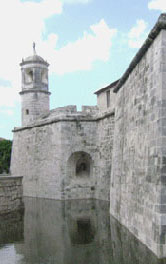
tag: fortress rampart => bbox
[9,13,166,258]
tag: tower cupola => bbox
[20,43,50,126]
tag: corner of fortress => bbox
[10,13,166,258]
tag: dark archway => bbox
[67,151,93,179]
[76,156,90,177]
[70,217,95,245]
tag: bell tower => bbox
[20,43,51,126]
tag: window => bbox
[26,109,29,115]
[106,90,110,108]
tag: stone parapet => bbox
[12,106,114,132]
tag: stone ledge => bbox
[19,89,51,95]
[0,176,23,180]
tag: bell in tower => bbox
[20,43,51,126]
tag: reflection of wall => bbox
[69,218,95,245]
[64,200,100,264]
[14,198,162,264]
[0,210,23,246]
[110,216,162,264]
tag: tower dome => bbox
[20,43,50,126]
[20,42,49,66]
[24,54,45,63]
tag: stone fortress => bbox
[10,13,166,258]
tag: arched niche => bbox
[67,151,93,179]
[24,68,33,83]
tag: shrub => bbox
[0,140,12,174]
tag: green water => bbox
[0,198,165,264]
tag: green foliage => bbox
[0,140,12,174]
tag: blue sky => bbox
[0,0,165,139]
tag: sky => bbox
[0,0,165,139]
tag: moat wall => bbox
[11,107,114,201]
[0,176,23,215]
[110,29,166,257]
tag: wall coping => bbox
[0,176,23,180]
[94,79,119,95]
[20,89,51,95]
[12,110,115,132]
[114,13,166,93]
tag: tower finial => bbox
[33,42,36,55]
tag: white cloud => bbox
[148,0,166,11]
[0,0,63,110]
[0,0,116,112]
[128,19,148,49]
[0,86,20,108]
[63,0,91,4]
[42,19,117,74]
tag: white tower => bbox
[20,43,50,126]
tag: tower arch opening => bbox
[25,69,33,83]
[41,69,48,84]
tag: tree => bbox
[0,140,12,174]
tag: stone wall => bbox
[96,87,116,112]
[95,80,118,112]
[20,91,50,126]
[11,122,63,199]
[0,176,23,215]
[11,107,115,201]
[110,28,166,257]
[11,118,99,200]
[96,112,115,200]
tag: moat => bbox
[0,198,165,264]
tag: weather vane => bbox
[33,42,36,55]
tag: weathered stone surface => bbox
[110,25,166,258]
[11,107,114,201]
[0,176,23,215]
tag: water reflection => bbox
[71,218,95,245]
[0,198,166,264]
[0,211,24,247]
